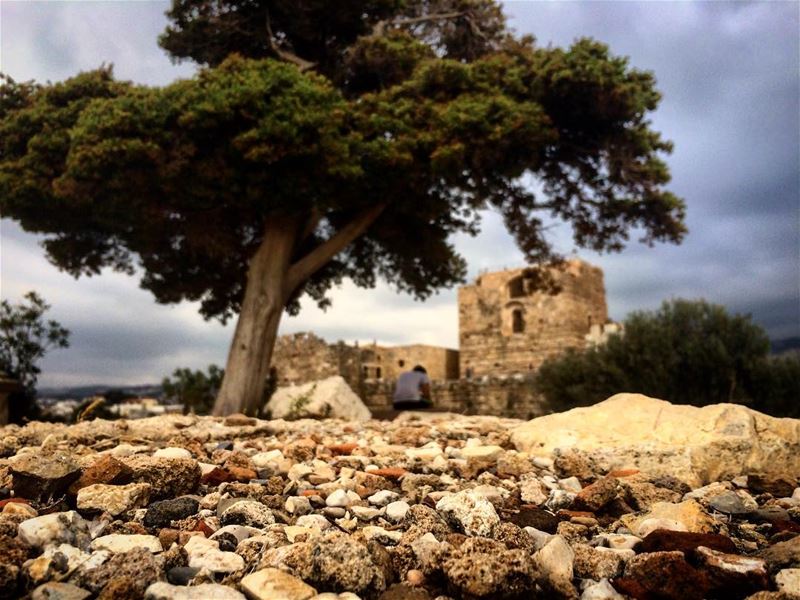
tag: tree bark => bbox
[212,205,388,416]
[212,217,297,416]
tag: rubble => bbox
[0,405,796,600]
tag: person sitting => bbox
[393,365,433,410]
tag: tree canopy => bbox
[0,0,686,414]
[536,299,800,417]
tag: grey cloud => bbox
[2,1,798,386]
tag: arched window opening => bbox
[512,309,525,333]
[376,367,382,379]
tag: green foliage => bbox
[162,364,224,415]
[536,299,800,417]
[0,291,70,393]
[1,2,688,413]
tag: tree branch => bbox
[265,10,316,72]
[286,203,388,293]
[373,11,466,37]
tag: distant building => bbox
[458,259,610,376]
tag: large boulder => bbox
[511,394,800,487]
[265,376,371,421]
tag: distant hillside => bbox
[771,336,800,355]
[38,383,162,401]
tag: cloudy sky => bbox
[1,1,798,388]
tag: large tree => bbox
[0,1,686,415]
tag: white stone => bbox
[295,514,331,530]
[546,489,576,511]
[534,535,574,592]
[793,488,800,501]
[31,582,92,600]
[284,526,318,543]
[17,512,90,550]
[580,578,625,600]
[435,490,499,537]
[367,490,400,506]
[636,518,688,538]
[145,582,246,600]
[76,483,151,516]
[511,394,800,487]
[601,533,642,550]
[559,477,583,493]
[240,567,317,600]
[405,446,444,460]
[210,525,264,544]
[184,535,245,573]
[325,489,359,508]
[524,527,553,551]
[351,506,383,521]
[362,526,402,545]
[91,534,162,554]
[153,447,192,459]
[775,568,800,595]
[461,445,504,461]
[220,500,275,528]
[285,496,312,515]
[251,450,284,469]
[520,478,549,505]
[107,444,150,457]
[288,464,314,482]
[265,376,371,421]
[41,544,90,572]
[385,501,410,523]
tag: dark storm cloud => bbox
[502,1,799,340]
[1,1,797,386]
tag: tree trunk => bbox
[212,205,388,416]
[212,218,297,416]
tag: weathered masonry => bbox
[271,259,618,418]
[458,260,608,377]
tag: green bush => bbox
[162,365,224,415]
[536,299,800,417]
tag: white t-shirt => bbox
[393,370,430,402]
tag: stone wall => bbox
[458,259,608,377]
[272,333,362,389]
[272,333,458,390]
[361,375,550,420]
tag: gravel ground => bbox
[0,412,798,600]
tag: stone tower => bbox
[458,259,608,376]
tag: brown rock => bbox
[573,476,619,512]
[572,544,624,580]
[68,456,133,494]
[158,528,180,549]
[79,548,161,594]
[226,466,257,482]
[0,563,19,599]
[370,468,407,481]
[329,442,359,456]
[0,534,30,567]
[758,535,800,573]
[97,576,141,600]
[223,413,257,427]
[506,505,558,533]
[378,583,432,600]
[748,475,797,498]
[695,546,770,598]
[10,453,81,500]
[123,457,200,500]
[623,551,709,600]
[442,537,538,599]
[639,529,738,555]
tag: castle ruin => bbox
[271,258,619,418]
